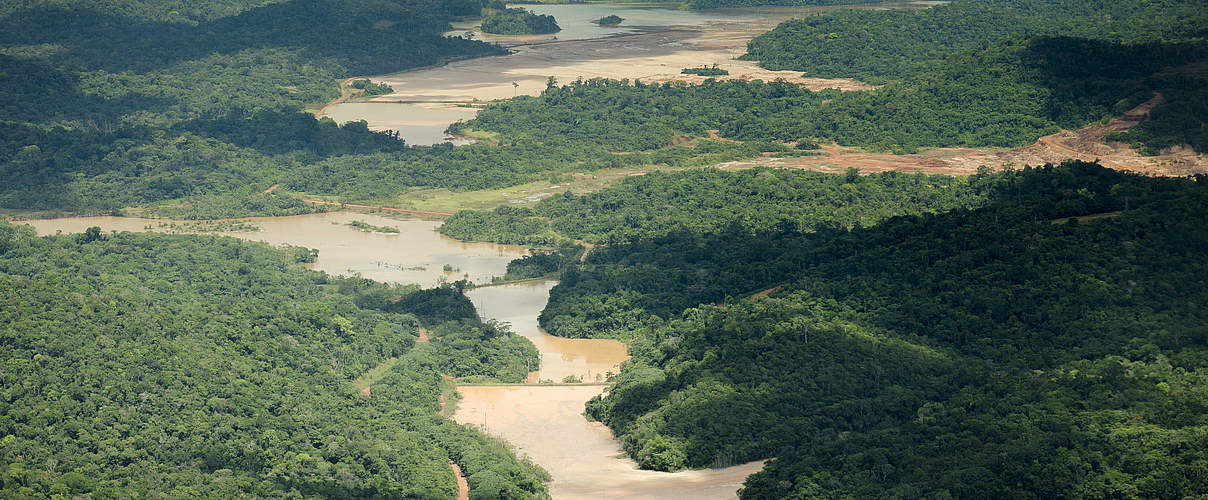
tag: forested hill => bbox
[744,0,1208,83]
[452,33,1207,156]
[739,0,1208,154]
[0,0,510,215]
[0,222,547,498]
[530,161,1208,497]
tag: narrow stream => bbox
[460,281,763,500]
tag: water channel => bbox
[23,2,949,496]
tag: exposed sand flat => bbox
[327,3,921,140]
[372,28,871,105]
[455,385,764,500]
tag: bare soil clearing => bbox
[719,94,1206,177]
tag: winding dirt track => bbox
[314,78,361,118]
[450,461,470,500]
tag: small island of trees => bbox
[595,15,624,26]
[481,8,561,35]
[349,79,393,97]
[681,64,729,76]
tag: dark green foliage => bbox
[595,15,623,26]
[462,78,823,151]
[738,0,1208,153]
[176,111,411,156]
[541,162,1192,338]
[140,193,328,219]
[443,168,992,247]
[427,320,541,382]
[480,8,560,35]
[386,285,479,326]
[553,162,1208,497]
[1106,76,1208,155]
[0,223,547,498]
[0,0,512,215]
[441,206,562,246]
[463,36,1208,155]
[349,78,393,96]
[681,64,728,76]
[503,243,583,281]
[743,0,1208,83]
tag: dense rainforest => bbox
[523,161,1208,497]
[0,221,548,498]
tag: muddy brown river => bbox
[467,281,629,384]
[460,280,763,499]
[24,212,526,287]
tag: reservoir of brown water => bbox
[23,212,527,287]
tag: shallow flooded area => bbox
[349,2,930,135]
[467,280,629,383]
[455,385,764,499]
[24,212,527,287]
[320,102,479,145]
[454,3,790,43]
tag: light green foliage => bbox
[480,8,560,35]
[0,224,547,497]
